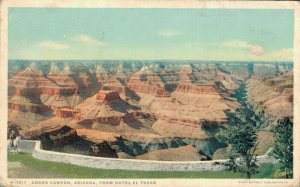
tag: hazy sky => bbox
[8,8,294,61]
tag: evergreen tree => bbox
[271,117,293,178]
[217,82,264,178]
[218,124,259,179]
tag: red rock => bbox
[127,66,169,96]
[154,87,171,97]
[103,78,128,95]
[10,63,78,96]
[177,66,197,84]
[9,69,57,93]
[9,63,81,114]
[156,69,179,85]
[175,84,218,94]
[73,89,153,127]
[56,108,80,118]
[96,90,120,103]
[9,102,50,113]
[175,66,218,95]
[247,72,293,119]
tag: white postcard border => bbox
[0,1,299,187]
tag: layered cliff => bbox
[247,71,293,120]
[102,78,129,96]
[9,63,58,97]
[48,63,77,88]
[172,66,239,113]
[72,90,153,129]
[127,66,170,97]
[8,63,82,129]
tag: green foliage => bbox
[234,83,247,105]
[271,117,293,178]
[232,82,267,129]
[273,169,286,179]
[225,105,265,130]
[217,82,270,179]
[218,124,259,179]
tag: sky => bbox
[8,8,294,61]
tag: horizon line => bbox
[8,59,293,63]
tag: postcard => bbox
[0,0,299,187]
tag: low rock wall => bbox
[18,140,37,153]
[20,140,277,171]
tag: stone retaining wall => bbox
[18,140,37,153]
[20,140,277,171]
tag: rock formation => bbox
[102,78,128,95]
[9,63,58,97]
[172,66,239,110]
[95,65,108,82]
[174,66,218,94]
[9,63,81,110]
[8,61,292,161]
[247,71,293,120]
[127,66,169,96]
[73,90,152,127]
[25,124,119,158]
[136,145,208,161]
[48,63,78,89]
[115,64,129,82]
[8,63,82,129]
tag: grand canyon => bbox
[8,60,293,161]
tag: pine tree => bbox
[271,117,293,178]
[218,124,259,179]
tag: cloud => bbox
[221,40,264,56]
[158,29,181,37]
[39,41,70,50]
[73,34,104,46]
